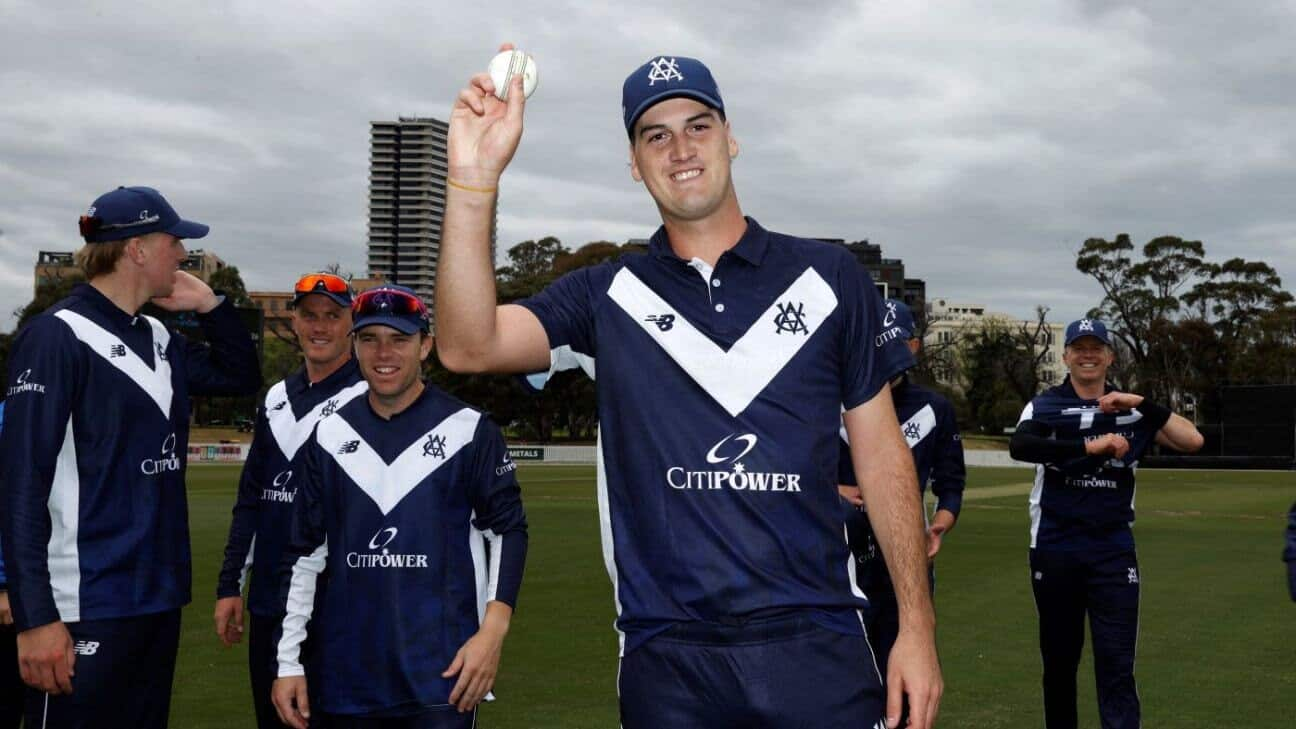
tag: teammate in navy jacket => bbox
[1285,502,1296,602]
[0,186,261,727]
[436,49,941,729]
[271,286,527,729]
[1010,318,1203,729]
[838,300,966,681]
[215,273,367,728]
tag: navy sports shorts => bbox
[618,611,885,729]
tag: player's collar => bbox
[72,282,140,330]
[648,216,770,267]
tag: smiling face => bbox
[629,97,739,225]
[354,325,432,403]
[291,295,353,372]
[1063,337,1114,388]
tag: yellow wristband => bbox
[447,178,498,194]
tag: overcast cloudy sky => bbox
[1,0,1292,329]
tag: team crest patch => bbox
[647,57,683,85]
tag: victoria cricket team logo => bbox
[646,57,683,85]
[1079,319,1095,332]
[423,433,447,459]
[773,301,809,335]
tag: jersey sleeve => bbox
[216,403,271,599]
[0,317,81,630]
[838,259,913,410]
[515,266,599,386]
[466,418,528,610]
[183,297,263,397]
[274,432,329,678]
[930,397,967,516]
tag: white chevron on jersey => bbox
[316,407,481,516]
[54,310,173,417]
[264,380,370,460]
[607,267,837,417]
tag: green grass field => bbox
[176,464,1294,727]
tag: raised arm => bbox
[1096,392,1204,453]
[436,44,550,374]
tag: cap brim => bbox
[351,315,422,335]
[627,90,725,136]
[1065,334,1110,346]
[166,219,209,240]
[291,290,353,309]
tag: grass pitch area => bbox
[177,465,1293,727]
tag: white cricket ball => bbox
[488,50,538,101]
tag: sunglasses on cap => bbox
[294,273,351,295]
[352,287,430,320]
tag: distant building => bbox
[816,239,926,323]
[923,298,1066,391]
[35,248,226,292]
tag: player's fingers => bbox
[54,652,74,695]
[497,41,515,52]
[294,684,311,723]
[906,686,930,729]
[885,669,903,728]
[469,72,496,99]
[504,72,526,125]
[442,648,466,678]
[457,87,486,116]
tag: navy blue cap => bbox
[1065,318,1110,346]
[622,56,725,138]
[351,284,430,335]
[883,298,916,339]
[79,186,209,243]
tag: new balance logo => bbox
[109,344,127,358]
[337,440,361,454]
[773,301,808,335]
[271,400,288,411]
[73,640,100,656]
[645,314,675,332]
[423,434,447,459]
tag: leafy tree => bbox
[208,265,252,307]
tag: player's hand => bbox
[443,601,512,712]
[886,627,943,729]
[271,676,311,729]
[1097,391,1143,413]
[17,621,76,695]
[151,270,220,313]
[448,42,527,189]
[1085,433,1130,459]
[214,596,245,647]
[0,592,12,626]
[926,510,956,559]
[837,484,865,507]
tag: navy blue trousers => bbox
[0,625,21,729]
[250,613,288,728]
[23,609,181,729]
[1030,548,1141,729]
[618,612,885,729]
[314,706,476,728]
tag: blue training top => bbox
[1018,377,1161,551]
[518,218,913,654]
[274,384,527,716]
[0,284,260,630]
[216,358,368,616]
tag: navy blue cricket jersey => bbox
[217,359,367,616]
[518,218,912,654]
[1018,377,1160,551]
[274,384,527,716]
[838,376,966,517]
[0,284,260,630]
